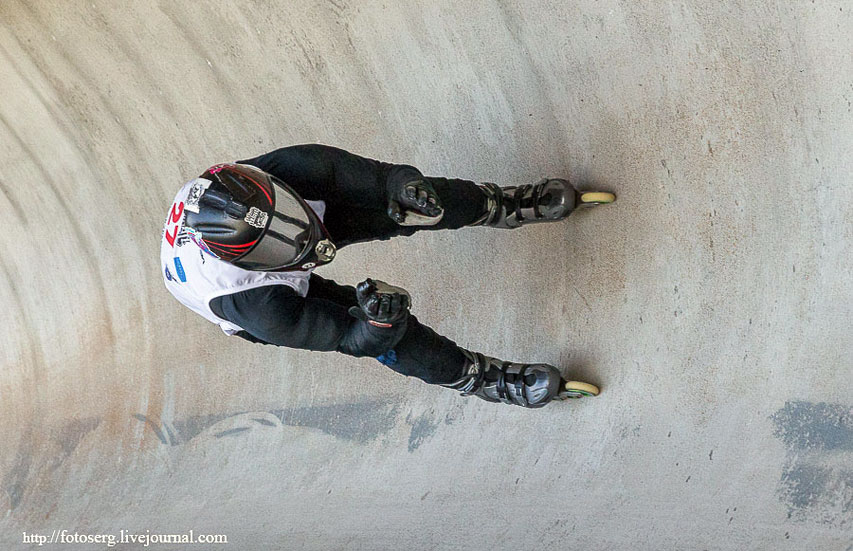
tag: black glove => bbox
[348,278,411,327]
[387,180,444,226]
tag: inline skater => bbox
[161,144,613,407]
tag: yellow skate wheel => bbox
[579,192,616,205]
[562,381,600,398]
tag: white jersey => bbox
[160,178,325,335]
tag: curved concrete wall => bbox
[1,1,851,549]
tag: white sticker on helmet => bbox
[244,206,269,228]
[184,178,212,213]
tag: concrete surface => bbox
[1,1,851,549]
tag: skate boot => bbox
[445,350,601,407]
[472,179,615,229]
[444,350,559,408]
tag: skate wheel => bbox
[579,192,616,205]
[560,381,600,399]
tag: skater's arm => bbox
[237,144,424,209]
[210,285,406,357]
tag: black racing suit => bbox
[209,144,486,385]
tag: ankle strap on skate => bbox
[492,362,531,407]
[446,352,532,408]
[512,179,549,224]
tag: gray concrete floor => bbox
[1,1,851,549]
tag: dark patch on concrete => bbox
[444,404,464,425]
[56,417,101,456]
[4,419,100,511]
[214,427,251,438]
[3,442,32,511]
[162,423,179,446]
[408,412,439,452]
[133,414,170,445]
[170,412,235,443]
[270,399,400,443]
[779,462,831,510]
[770,401,853,524]
[50,417,101,471]
[771,401,853,451]
[139,398,400,445]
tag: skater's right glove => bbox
[348,278,411,328]
[387,179,444,226]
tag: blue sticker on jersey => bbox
[173,257,187,282]
[164,266,174,282]
[376,349,398,367]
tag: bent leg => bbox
[377,314,467,385]
[306,275,565,405]
[307,274,465,384]
[325,176,486,247]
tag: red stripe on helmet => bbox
[205,238,258,250]
[249,175,271,204]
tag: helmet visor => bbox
[236,179,316,270]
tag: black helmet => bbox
[184,163,336,271]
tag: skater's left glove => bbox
[387,179,444,226]
[348,278,411,328]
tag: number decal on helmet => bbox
[170,202,184,223]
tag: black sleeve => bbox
[210,284,407,357]
[237,144,424,209]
